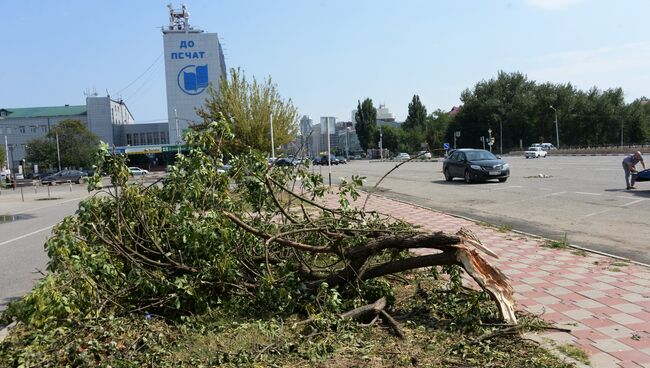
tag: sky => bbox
[1,0,649,123]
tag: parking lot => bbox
[323,154,650,264]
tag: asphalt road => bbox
[321,154,650,264]
[0,184,93,312]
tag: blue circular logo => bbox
[177,64,209,95]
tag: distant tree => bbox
[425,109,454,150]
[200,68,299,155]
[402,95,428,131]
[354,98,377,151]
[25,137,57,169]
[26,119,99,169]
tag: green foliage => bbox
[403,94,428,131]
[354,98,377,151]
[0,115,571,367]
[200,68,299,155]
[54,119,98,162]
[24,137,57,169]
[453,71,650,150]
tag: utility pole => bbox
[4,136,10,174]
[379,125,383,159]
[174,108,180,153]
[549,105,559,149]
[270,113,275,160]
[56,132,62,172]
[326,118,331,186]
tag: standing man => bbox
[622,151,646,190]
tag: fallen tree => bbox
[1,118,523,365]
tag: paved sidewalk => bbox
[325,193,650,368]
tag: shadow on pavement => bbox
[604,188,650,197]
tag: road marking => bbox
[491,185,522,191]
[574,192,601,196]
[0,225,55,247]
[621,199,648,207]
[582,209,611,218]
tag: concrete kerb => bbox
[369,192,650,269]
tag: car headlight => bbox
[502,163,510,169]
[470,165,482,170]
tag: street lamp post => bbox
[55,132,62,172]
[499,120,503,155]
[549,105,559,149]
[378,125,383,160]
[488,128,492,153]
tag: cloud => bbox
[527,0,584,10]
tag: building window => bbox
[6,127,13,134]
[0,127,3,134]
[153,132,160,144]
[133,133,140,146]
[139,133,146,145]
[126,134,132,146]
[161,131,168,144]
[19,126,26,134]
[41,125,48,133]
[30,126,37,133]
[147,132,154,145]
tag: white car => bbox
[396,153,411,160]
[417,151,432,159]
[524,147,547,159]
[128,167,150,176]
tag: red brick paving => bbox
[323,193,650,368]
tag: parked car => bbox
[524,146,547,158]
[41,170,86,185]
[274,158,295,167]
[541,143,557,151]
[443,149,510,183]
[335,156,347,164]
[396,152,411,160]
[128,167,149,176]
[417,151,432,159]
[313,155,339,165]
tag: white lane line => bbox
[491,185,522,191]
[574,192,601,196]
[621,199,648,207]
[582,209,611,218]
[0,225,55,247]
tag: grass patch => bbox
[556,344,590,365]
[498,224,512,233]
[571,249,587,257]
[543,234,569,250]
[1,270,575,367]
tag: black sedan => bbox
[41,170,86,185]
[443,149,510,183]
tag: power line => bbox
[116,52,163,96]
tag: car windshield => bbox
[465,150,497,161]
[527,147,538,151]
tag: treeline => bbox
[355,71,650,154]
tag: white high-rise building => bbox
[162,4,227,144]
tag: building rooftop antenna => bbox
[165,3,196,32]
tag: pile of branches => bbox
[2,118,516,338]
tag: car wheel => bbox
[464,170,472,184]
[498,177,508,183]
[444,169,453,181]
[76,177,84,184]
